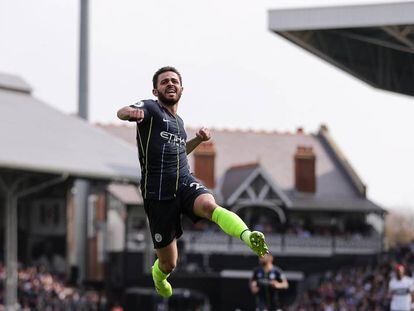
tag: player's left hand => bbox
[196,127,211,141]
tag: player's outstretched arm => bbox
[186,136,202,154]
[249,279,259,294]
[117,106,144,122]
[186,127,211,154]
[272,278,289,289]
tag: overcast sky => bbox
[1,0,413,210]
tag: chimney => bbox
[294,146,316,193]
[193,142,216,189]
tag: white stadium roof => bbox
[268,1,414,96]
[0,72,139,182]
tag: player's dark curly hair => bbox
[152,66,182,89]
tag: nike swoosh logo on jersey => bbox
[163,118,171,122]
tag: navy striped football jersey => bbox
[130,99,190,200]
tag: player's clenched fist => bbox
[129,109,144,123]
[196,127,211,141]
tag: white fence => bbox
[181,232,382,256]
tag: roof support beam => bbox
[401,25,414,37]
[382,26,414,51]
[0,173,68,310]
[333,30,414,54]
[3,188,18,311]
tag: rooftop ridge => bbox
[317,125,366,197]
[96,122,313,136]
[0,72,32,94]
[95,122,135,128]
[229,162,260,170]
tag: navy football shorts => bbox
[143,174,211,249]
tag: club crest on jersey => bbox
[155,233,162,243]
[160,131,186,147]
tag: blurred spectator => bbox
[249,254,289,311]
[32,241,66,276]
[388,264,414,311]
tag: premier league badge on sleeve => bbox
[133,100,144,108]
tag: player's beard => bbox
[157,89,182,106]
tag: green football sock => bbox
[152,259,172,298]
[211,206,269,256]
[152,259,169,281]
[211,206,250,242]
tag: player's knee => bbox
[201,200,217,219]
[159,259,176,274]
[194,194,217,219]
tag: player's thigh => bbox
[156,239,178,272]
[144,198,183,249]
[179,175,213,221]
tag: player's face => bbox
[396,265,405,278]
[153,71,183,106]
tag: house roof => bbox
[221,163,259,201]
[100,123,383,213]
[186,127,362,200]
[221,163,292,207]
[108,183,143,205]
[268,2,414,97]
[288,195,384,213]
[0,73,139,182]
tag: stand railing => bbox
[126,231,383,255]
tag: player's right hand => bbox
[129,108,144,123]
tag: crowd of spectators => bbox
[0,263,106,310]
[292,242,414,310]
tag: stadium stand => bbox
[291,241,414,310]
[0,263,106,310]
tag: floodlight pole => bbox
[73,0,90,284]
[78,0,89,120]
